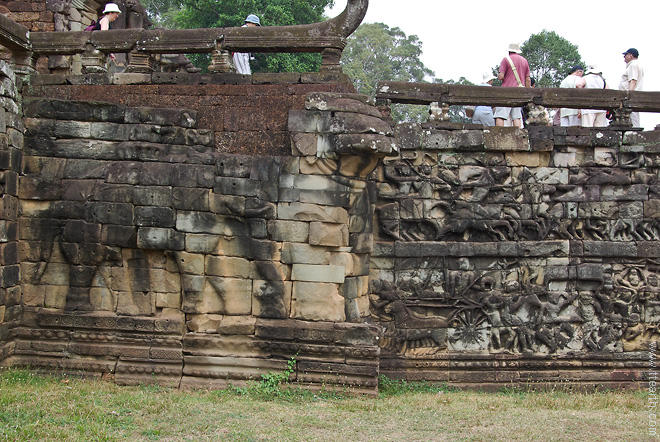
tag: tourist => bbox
[95,3,122,31]
[559,65,586,126]
[619,48,644,128]
[233,14,261,75]
[469,72,496,126]
[494,43,531,128]
[582,66,608,127]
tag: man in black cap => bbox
[619,48,644,127]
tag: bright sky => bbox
[327,0,659,129]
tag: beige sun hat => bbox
[508,43,522,54]
[103,3,121,14]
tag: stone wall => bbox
[3,69,658,391]
[370,121,657,388]
[7,73,389,393]
[0,61,21,363]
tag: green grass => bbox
[0,368,651,441]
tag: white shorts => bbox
[494,107,522,120]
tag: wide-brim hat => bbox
[508,43,522,54]
[103,3,121,14]
[244,14,261,25]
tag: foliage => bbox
[139,0,182,27]
[520,30,586,87]
[252,354,297,398]
[150,0,334,73]
[432,77,474,123]
[341,22,434,123]
[0,368,649,441]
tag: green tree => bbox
[341,22,434,123]
[433,77,474,123]
[149,0,335,72]
[520,30,586,87]
[139,0,182,26]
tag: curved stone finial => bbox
[333,0,369,38]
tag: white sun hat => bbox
[103,3,122,14]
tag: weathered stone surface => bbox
[278,202,348,224]
[309,222,349,247]
[483,127,530,151]
[291,264,345,283]
[291,281,345,322]
[205,256,251,279]
[137,228,185,251]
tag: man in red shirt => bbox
[494,43,531,128]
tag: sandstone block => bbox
[53,120,91,138]
[484,127,530,151]
[309,222,349,247]
[101,225,138,248]
[291,281,345,322]
[187,314,223,333]
[205,255,252,279]
[593,148,618,166]
[150,268,182,293]
[278,202,349,224]
[206,277,252,315]
[185,234,247,257]
[87,202,134,225]
[281,243,331,265]
[21,284,45,307]
[156,292,181,309]
[133,186,172,206]
[172,188,209,211]
[252,279,292,319]
[291,133,318,156]
[89,286,117,311]
[134,206,176,228]
[214,177,259,197]
[171,164,214,188]
[268,220,309,243]
[645,200,660,218]
[505,152,550,167]
[166,251,204,274]
[291,264,345,283]
[116,291,155,316]
[294,174,346,192]
[137,228,185,251]
[288,110,331,133]
[218,316,257,335]
[176,212,250,237]
[305,94,380,116]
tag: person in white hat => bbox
[233,14,261,75]
[582,66,608,127]
[494,43,531,128]
[98,3,121,31]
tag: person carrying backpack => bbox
[86,4,122,61]
[87,3,122,31]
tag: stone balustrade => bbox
[0,0,369,75]
[377,81,660,127]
